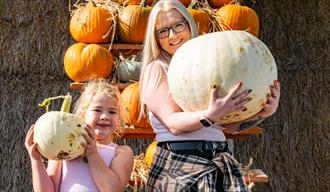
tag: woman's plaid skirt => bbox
[146,146,248,192]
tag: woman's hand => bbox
[25,125,42,161]
[204,82,251,122]
[257,80,281,118]
[82,125,97,157]
[222,122,241,134]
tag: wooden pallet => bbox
[119,127,263,140]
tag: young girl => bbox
[139,0,280,191]
[25,79,134,192]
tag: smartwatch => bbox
[199,112,215,127]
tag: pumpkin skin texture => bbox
[145,141,158,167]
[34,112,87,160]
[216,4,259,37]
[121,82,151,128]
[118,5,152,43]
[188,9,211,35]
[69,2,114,43]
[208,0,233,8]
[168,31,277,124]
[64,43,114,82]
[117,59,141,83]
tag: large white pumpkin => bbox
[168,31,277,124]
[34,112,87,160]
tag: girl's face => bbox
[84,93,119,144]
[155,9,191,55]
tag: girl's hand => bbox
[204,82,251,122]
[24,125,42,161]
[257,80,281,118]
[82,125,97,157]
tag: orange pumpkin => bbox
[179,0,193,7]
[118,0,152,43]
[64,43,114,82]
[145,141,157,167]
[115,0,153,6]
[188,9,211,35]
[121,82,151,128]
[216,4,259,37]
[208,0,233,8]
[69,1,114,43]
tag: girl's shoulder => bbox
[115,145,134,158]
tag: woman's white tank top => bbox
[149,112,226,142]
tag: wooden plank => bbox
[70,82,132,91]
[120,128,155,139]
[244,169,269,183]
[120,127,263,140]
[100,43,143,50]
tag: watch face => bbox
[200,119,211,127]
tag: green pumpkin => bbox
[116,54,141,83]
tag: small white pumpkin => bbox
[168,31,278,124]
[34,95,87,160]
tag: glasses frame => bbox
[155,20,188,39]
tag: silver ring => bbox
[235,98,239,105]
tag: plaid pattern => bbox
[146,146,248,192]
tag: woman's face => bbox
[155,9,191,55]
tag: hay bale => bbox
[1,0,329,191]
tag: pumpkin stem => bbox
[140,0,147,7]
[89,0,97,7]
[38,94,72,113]
[61,94,72,113]
[188,0,199,9]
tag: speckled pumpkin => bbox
[168,31,277,124]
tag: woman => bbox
[139,0,280,191]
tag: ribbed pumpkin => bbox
[188,8,211,35]
[216,4,259,37]
[34,95,87,160]
[116,54,141,83]
[64,43,114,82]
[145,141,157,167]
[121,82,151,128]
[118,0,152,43]
[69,1,114,43]
[208,0,233,8]
[168,31,277,124]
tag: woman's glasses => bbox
[155,20,187,39]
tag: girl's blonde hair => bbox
[139,0,198,117]
[74,79,123,141]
